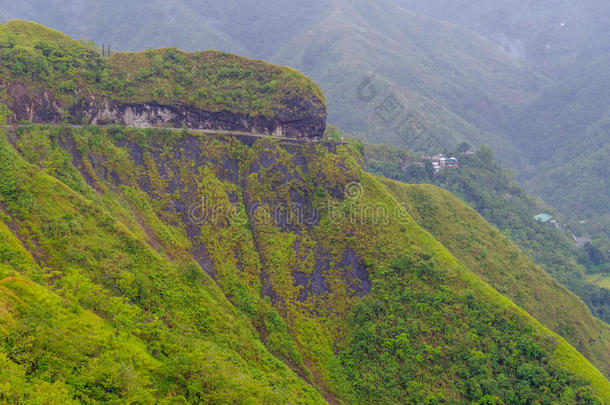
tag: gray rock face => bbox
[5,81,327,139]
[5,81,61,123]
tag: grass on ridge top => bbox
[0,19,326,119]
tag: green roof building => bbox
[534,213,553,223]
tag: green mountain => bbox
[0,122,607,403]
[509,55,610,241]
[393,0,610,75]
[1,1,608,248]
[0,1,542,154]
[0,21,608,404]
[363,141,610,322]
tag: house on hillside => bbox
[534,213,553,223]
[429,155,458,172]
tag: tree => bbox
[476,144,494,168]
[458,142,471,153]
[424,160,435,179]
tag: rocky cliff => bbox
[5,81,327,139]
[0,20,327,139]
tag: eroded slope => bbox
[0,124,607,403]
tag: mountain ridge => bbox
[0,21,607,403]
[0,120,607,402]
[1,2,607,248]
[0,20,327,139]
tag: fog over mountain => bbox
[395,0,610,73]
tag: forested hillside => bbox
[0,122,607,403]
[0,19,608,404]
[2,0,606,250]
[364,142,610,323]
[393,0,610,75]
[382,180,610,376]
[509,55,610,247]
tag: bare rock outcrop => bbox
[5,81,326,140]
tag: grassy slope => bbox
[0,20,326,119]
[0,264,159,403]
[363,141,610,323]
[0,127,324,403]
[381,180,610,377]
[0,124,607,402]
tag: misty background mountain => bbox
[0,0,608,250]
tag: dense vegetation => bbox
[0,124,324,403]
[0,122,607,402]
[343,256,602,403]
[2,1,608,265]
[364,143,610,324]
[382,180,610,377]
[0,20,326,120]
